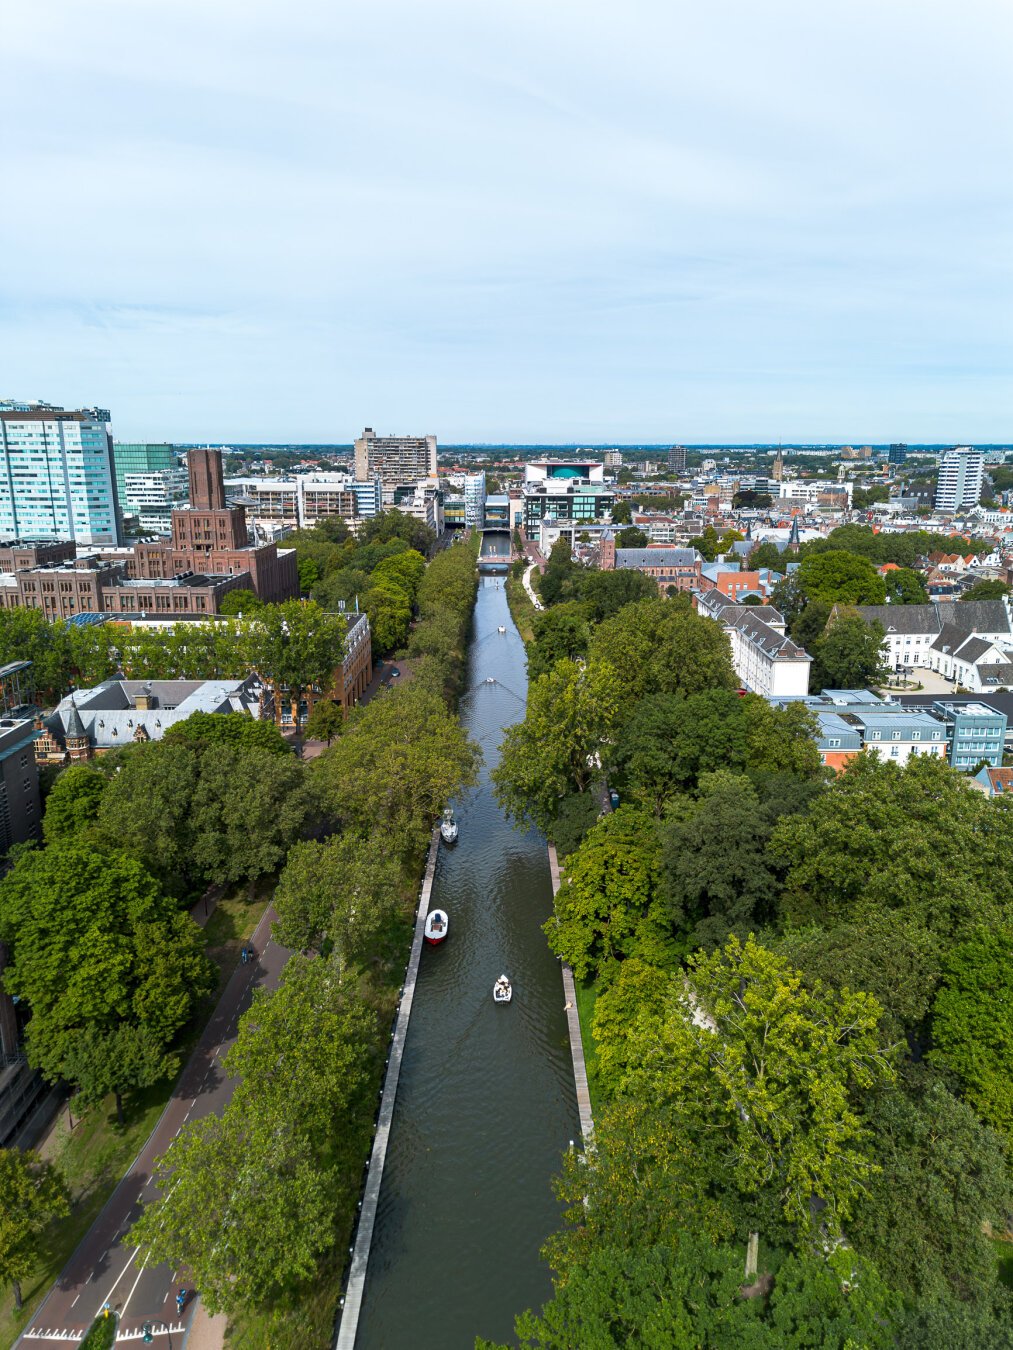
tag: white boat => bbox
[440,808,459,845]
[493,974,513,1004]
[424,909,449,945]
[497,625,506,633]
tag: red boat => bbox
[424,909,449,945]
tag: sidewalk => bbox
[522,563,544,612]
[183,1305,227,1350]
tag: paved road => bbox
[20,907,288,1346]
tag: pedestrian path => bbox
[547,843,594,1142]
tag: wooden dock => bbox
[547,843,594,1143]
[334,827,442,1350]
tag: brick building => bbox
[273,610,372,730]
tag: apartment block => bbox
[354,427,437,487]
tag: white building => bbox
[697,592,811,697]
[354,427,438,487]
[224,474,383,536]
[778,479,854,506]
[848,599,1013,681]
[0,400,120,545]
[935,447,984,512]
[122,468,188,534]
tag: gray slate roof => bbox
[616,547,699,569]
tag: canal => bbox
[355,573,578,1349]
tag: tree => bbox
[162,711,289,755]
[605,936,893,1240]
[849,1078,1012,1305]
[363,580,412,654]
[313,567,371,612]
[609,500,633,524]
[493,660,619,833]
[579,568,657,623]
[661,772,779,950]
[371,548,426,604]
[187,746,313,889]
[527,604,590,681]
[884,566,928,604]
[609,690,821,811]
[217,587,263,616]
[773,912,941,1042]
[314,682,480,849]
[538,539,582,607]
[129,958,374,1315]
[809,612,886,691]
[748,541,786,572]
[586,597,736,721]
[248,601,347,741]
[929,926,1013,1139]
[616,526,649,548]
[544,808,662,978]
[304,697,345,745]
[42,765,108,843]
[61,1023,176,1126]
[0,841,213,1088]
[97,741,202,895]
[359,507,435,555]
[0,609,74,701]
[689,525,722,561]
[960,578,1010,602]
[0,1149,70,1311]
[788,600,831,649]
[771,753,1013,940]
[273,836,403,964]
[795,550,886,605]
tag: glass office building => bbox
[0,402,121,545]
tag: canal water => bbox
[356,572,578,1349]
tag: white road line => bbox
[118,1249,150,1320]
[69,1293,80,1307]
[102,1244,141,1305]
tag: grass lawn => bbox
[505,575,537,644]
[573,975,601,1118]
[0,884,271,1350]
[78,1311,117,1348]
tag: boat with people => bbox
[424,909,449,945]
[493,974,513,1004]
[440,808,459,844]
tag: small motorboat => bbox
[424,909,449,945]
[493,974,513,1004]
[497,625,506,633]
[440,808,459,845]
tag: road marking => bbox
[102,1244,141,1305]
[69,1293,80,1307]
[118,1249,149,1319]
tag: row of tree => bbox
[489,565,1013,1345]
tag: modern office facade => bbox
[354,427,438,487]
[931,700,1006,770]
[122,468,188,533]
[463,472,487,528]
[0,401,121,545]
[668,445,687,473]
[111,443,178,516]
[935,447,984,511]
[521,460,615,532]
[888,443,908,465]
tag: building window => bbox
[891,747,900,757]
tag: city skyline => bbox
[3,1,1011,443]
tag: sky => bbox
[2,0,1011,443]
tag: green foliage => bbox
[539,539,583,607]
[808,612,886,691]
[616,526,648,548]
[129,957,373,1316]
[0,1148,70,1311]
[586,596,736,721]
[548,791,599,859]
[850,1077,1012,1305]
[273,836,403,965]
[609,500,633,524]
[61,1024,177,1124]
[609,689,821,811]
[929,926,1013,1139]
[217,587,262,615]
[494,660,619,833]
[42,765,108,843]
[314,682,480,850]
[544,807,661,979]
[748,541,787,572]
[771,753,1013,939]
[605,936,893,1239]
[248,599,347,709]
[661,772,779,950]
[960,578,1011,602]
[579,569,657,623]
[821,523,992,569]
[527,604,590,681]
[884,566,929,604]
[304,697,345,744]
[0,840,212,1089]
[359,507,435,555]
[795,550,886,605]
[162,710,289,755]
